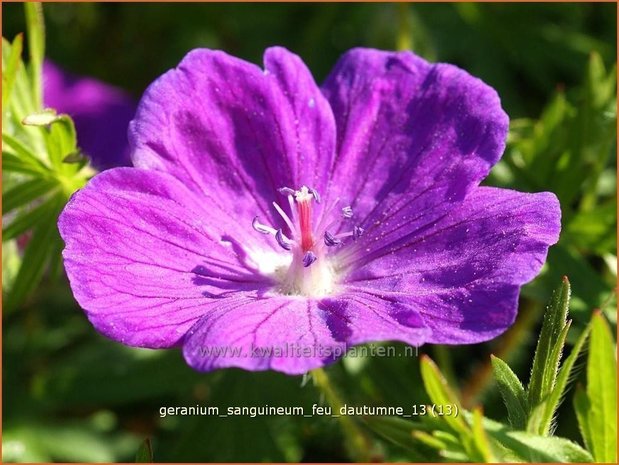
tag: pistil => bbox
[250,185,363,297]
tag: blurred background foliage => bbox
[2,2,616,462]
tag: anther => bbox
[324,231,342,247]
[252,216,276,235]
[275,229,292,251]
[307,187,321,203]
[353,226,364,240]
[341,206,353,218]
[278,187,296,196]
[302,251,317,267]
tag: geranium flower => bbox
[58,47,561,375]
[44,60,136,170]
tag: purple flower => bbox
[58,48,561,375]
[43,60,136,170]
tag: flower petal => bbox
[182,290,429,374]
[129,47,335,229]
[182,296,348,375]
[319,291,430,346]
[43,60,136,170]
[58,168,273,348]
[344,187,561,343]
[321,48,508,229]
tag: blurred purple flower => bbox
[43,60,136,170]
[58,48,561,374]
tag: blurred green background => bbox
[2,2,616,462]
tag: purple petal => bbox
[343,187,561,343]
[182,296,348,375]
[128,47,335,229]
[321,48,508,230]
[58,168,273,348]
[319,291,430,347]
[183,290,429,374]
[43,60,136,170]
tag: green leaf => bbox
[2,178,59,214]
[2,194,60,242]
[573,386,592,452]
[2,33,23,105]
[527,277,570,411]
[419,355,468,435]
[491,355,528,429]
[363,417,433,461]
[135,438,153,463]
[586,312,617,462]
[2,240,22,295]
[2,133,49,171]
[2,151,47,176]
[474,414,593,463]
[470,408,494,462]
[24,2,45,110]
[46,114,78,170]
[565,200,617,255]
[541,324,590,436]
[4,196,63,311]
[411,430,447,450]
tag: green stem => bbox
[396,3,413,51]
[433,345,459,394]
[311,368,372,461]
[24,2,45,110]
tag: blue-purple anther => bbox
[341,206,353,218]
[302,251,317,267]
[324,231,342,247]
[307,187,321,203]
[278,187,296,196]
[275,229,292,251]
[252,216,274,235]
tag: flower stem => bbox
[311,367,372,461]
[396,3,413,51]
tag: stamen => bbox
[252,216,277,235]
[273,202,296,235]
[314,197,341,236]
[324,231,342,247]
[275,229,292,251]
[303,251,317,267]
[250,185,357,296]
[278,187,296,196]
[307,187,321,203]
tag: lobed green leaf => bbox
[2,178,60,215]
[2,133,49,171]
[4,198,63,312]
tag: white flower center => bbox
[251,185,363,297]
